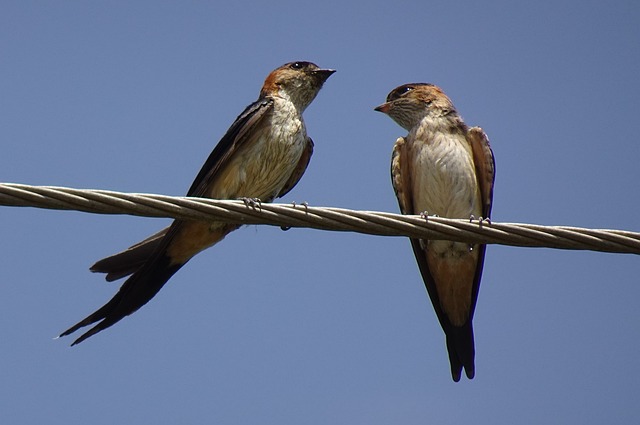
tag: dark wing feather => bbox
[277,137,313,199]
[465,125,496,331]
[187,98,274,197]
[90,227,169,281]
[89,98,274,281]
[467,127,495,218]
[390,137,413,214]
[64,97,275,343]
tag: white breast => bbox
[409,126,481,220]
[208,98,307,201]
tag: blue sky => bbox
[1,1,639,423]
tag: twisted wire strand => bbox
[1,182,639,255]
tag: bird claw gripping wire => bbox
[477,216,492,229]
[282,201,310,231]
[241,197,262,211]
[292,200,309,212]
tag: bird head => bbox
[375,83,455,130]
[261,61,335,112]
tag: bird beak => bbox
[312,68,336,82]
[374,102,390,113]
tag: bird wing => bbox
[90,227,169,281]
[467,126,495,219]
[89,98,275,281]
[277,137,313,199]
[61,98,276,344]
[187,98,275,197]
[390,137,414,215]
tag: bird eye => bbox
[290,62,305,69]
[388,85,413,101]
[399,86,413,95]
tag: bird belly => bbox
[410,135,481,220]
[411,134,482,325]
[167,125,307,263]
[208,123,306,202]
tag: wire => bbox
[1,182,639,254]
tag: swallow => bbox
[60,61,335,345]
[375,83,495,381]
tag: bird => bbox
[59,61,335,345]
[375,83,495,381]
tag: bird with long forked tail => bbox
[60,61,335,345]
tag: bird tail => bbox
[90,227,169,281]
[60,254,185,345]
[445,321,475,382]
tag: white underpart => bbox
[409,116,482,254]
[208,96,306,201]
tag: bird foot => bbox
[476,216,492,228]
[241,197,262,211]
[291,201,309,212]
[282,201,309,231]
[420,211,437,222]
